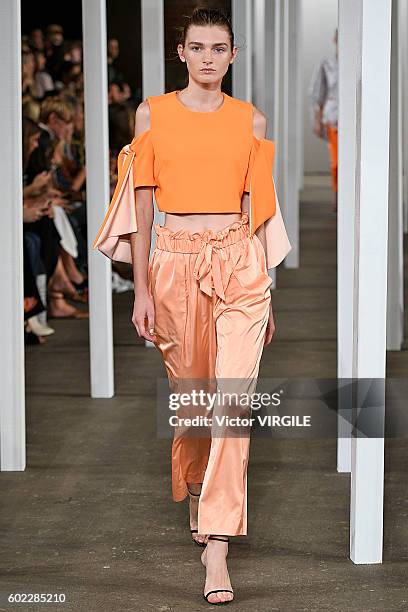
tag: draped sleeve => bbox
[244,135,292,270]
[92,129,155,263]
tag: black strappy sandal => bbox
[202,535,234,605]
[188,486,207,547]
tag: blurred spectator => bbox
[22,99,41,125]
[108,81,133,157]
[23,100,89,326]
[107,37,125,86]
[33,50,55,99]
[25,97,73,183]
[22,49,39,102]
[68,40,82,65]
[28,28,45,52]
[21,25,137,343]
[45,24,66,83]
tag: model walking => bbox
[93,7,291,605]
[309,29,339,212]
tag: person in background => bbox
[108,80,133,157]
[24,99,89,318]
[22,49,39,102]
[107,38,124,86]
[21,23,137,315]
[33,50,55,99]
[309,28,338,213]
[23,117,56,339]
[25,97,69,183]
[44,24,66,84]
[28,28,45,52]
[23,99,41,123]
[107,37,133,107]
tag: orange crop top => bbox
[93,90,291,269]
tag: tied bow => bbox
[192,236,234,301]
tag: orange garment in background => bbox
[326,124,338,192]
[148,212,272,536]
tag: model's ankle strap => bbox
[187,484,202,497]
[208,535,229,542]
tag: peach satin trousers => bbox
[147,211,272,536]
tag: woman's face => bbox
[178,25,237,84]
[31,29,44,50]
[22,53,35,78]
[70,46,82,64]
[48,112,70,140]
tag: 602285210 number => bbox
[5,593,66,604]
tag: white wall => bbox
[301,0,338,173]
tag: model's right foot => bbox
[201,537,234,604]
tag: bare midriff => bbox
[163,211,244,233]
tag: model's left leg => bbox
[197,232,272,536]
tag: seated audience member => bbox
[33,50,55,99]
[23,112,89,320]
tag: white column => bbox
[273,0,281,161]
[276,0,286,212]
[276,0,300,268]
[337,0,359,474]
[252,0,278,123]
[401,0,408,232]
[276,0,302,268]
[82,0,114,398]
[141,0,165,98]
[141,0,165,347]
[282,0,299,269]
[296,1,304,192]
[252,0,281,288]
[350,0,391,564]
[252,0,266,111]
[387,0,404,351]
[0,0,25,470]
[232,0,252,102]
[247,0,281,145]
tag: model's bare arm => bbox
[130,100,156,342]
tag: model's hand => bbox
[22,202,48,223]
[132,291,157,342]
[264,303,275,346]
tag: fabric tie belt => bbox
[192,237,235,301]
[154,212,250,302]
